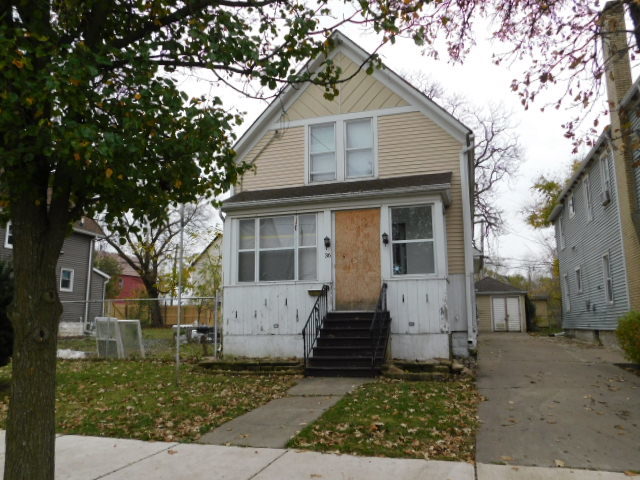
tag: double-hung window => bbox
[345,118,374,178]
[558,218,565,250]
[4,222,13,249]
[391,205,435,275]
[60,268,74,292]
[602,254,613,303]
[309,124,336,182]
[237,214,317,282]
[308,117,374,183]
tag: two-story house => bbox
[549,3,640,344]
[0,218,110,336]
[220,32,477,371]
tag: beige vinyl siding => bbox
[280,53,408,122]
[378,112,465,274]
[476,295,492,332]
[238,127,305,192]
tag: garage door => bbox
[506,297,521,332]
[491,296,522,332]
[492,297,507,331]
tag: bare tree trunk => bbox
[145,283,164,327]
[4,206,66,480]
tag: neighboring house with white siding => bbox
[220,31,477,368]
[549,3,640,344]
[0,218,110,336]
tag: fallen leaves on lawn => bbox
[0,359,299,444]
[289,378,479,462]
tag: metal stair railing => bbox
[369,283,389,368]
[301,284,330,368]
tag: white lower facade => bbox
[222,192,476,360]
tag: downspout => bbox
[460,133,477,349]
[84,238,94,332]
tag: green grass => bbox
[0,360,298,442]
[288,378,478,461]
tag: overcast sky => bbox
[180,15,621,278]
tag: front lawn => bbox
[288,378,478,462]
[0,360,298,442]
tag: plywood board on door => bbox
[335,208,381,310]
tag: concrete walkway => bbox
[199,377,371,448]
[476,333,640,472]
[0,431,631,479]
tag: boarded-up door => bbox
[335,209,381,310]
[492,297,507,331]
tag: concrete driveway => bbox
[476,333,640,472]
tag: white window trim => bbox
[4,222,13,249]
[389,203,438,278]
[60,268,75,292]
[583,174,593,222]
[602,253,614,304]
[558,218,565,250]
[236,214,318,284]
[305,116,378,185]
[575,266,582,293]
[568,193,575,218]
[562,273,571,312]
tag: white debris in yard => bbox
[57,349,89,359]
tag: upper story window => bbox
[583,175,593,222]
[391,205,435,275]
[4,222,13,249]
[600,154,612,206]
[309,123,336,182]
[238,214,317,283]
[568,193,575,217]
[575,266,582,293]
[60,268,74,292]
[308,117,375,183]
[345,119,374,178]
[558,217,565,250]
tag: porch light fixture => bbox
[382,232,389,245]
[324,236,331,249]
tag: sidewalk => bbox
[0,431,632,479]
[199,377,370,448]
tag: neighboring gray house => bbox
[0,218,110,336]
[548,3,640,343]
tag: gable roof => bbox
[233,31,472,165]
[72,217,104,238]
[475,277,527,295]
[191,232,222,269]
[223,172,452,211]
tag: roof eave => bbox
[223,183,451,213]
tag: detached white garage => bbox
[475,277,527,333]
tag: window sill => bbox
[229,281,324,288]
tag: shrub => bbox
[0,260,14,366]
[616,311,640,364]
